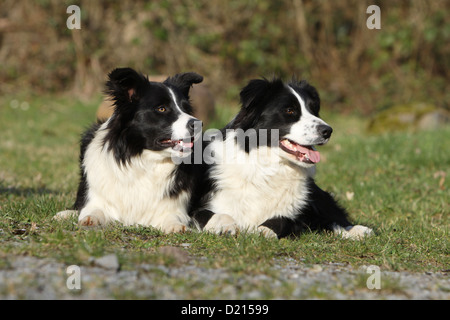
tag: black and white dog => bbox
[191,78,373,239]
[56,68,203,233]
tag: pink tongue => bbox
[179,141,193,148]
[296,145,321,163]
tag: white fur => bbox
[332,224,374,240]
[286,86,331,146]
[168,88,196,140]
[203,85,373,239]
[203,213,238,235]
[53,210,78,221]
[257,226,278,238]
[77,122,190,232]
[207,131,314,231]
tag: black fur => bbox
[72,68,203,212]
[260,179,352,238]
[103,68,202,165]
[191,77,353,238]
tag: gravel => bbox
[0,254,448,300]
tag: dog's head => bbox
[104,67,203,164]
[230,77,332,168]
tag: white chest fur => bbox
[79,126,190,230]
[207,136,313,229]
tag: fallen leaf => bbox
[433,171,446,190]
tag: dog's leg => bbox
[306,182,374,240]
[53,210,79,221]
[78,208,107,227]
[256,225,278,238]
[160,222,189,234]
[259,180,375,240]
[259,217,295,238]
[203,213,238,235]
[332,224,374,240]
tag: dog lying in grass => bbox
[190,77,373,239]
[56,68,203,233]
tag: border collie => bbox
[191,78,373,239]
[56,68,203,233]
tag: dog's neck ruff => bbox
[81,124,189,227]
[207,133,315,229]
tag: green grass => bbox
[0,94,448,281]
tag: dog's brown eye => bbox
[157,106,166,113]
[285,107,295,115]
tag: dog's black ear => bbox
[226,79,271,130]
[164,72,203,99]
[239,79,271,110]
[240,77,284,110]
[227,77,284,130]
[105,68,146,104]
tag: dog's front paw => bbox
[53,210,78,221]
[346,225,374,239]
[333,224,374,240]
[204,214,238,235]
[78,209,106,227]
[257,226,278,239]
[79,215,102,227]
[163,223,188,234]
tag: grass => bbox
[0,93,448,282]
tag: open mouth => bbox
[159,137,194,150]
[279,138,320,164]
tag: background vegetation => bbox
[1,0,449,113]
[0,0,448,299]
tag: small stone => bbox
[158,246,190,264]
[309,264,323,273]
[93,254,120,271]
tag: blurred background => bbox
[0,1,449,298]
[0,0,449,126]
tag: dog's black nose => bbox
[187,118,202,134]
[318,124,333,139]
